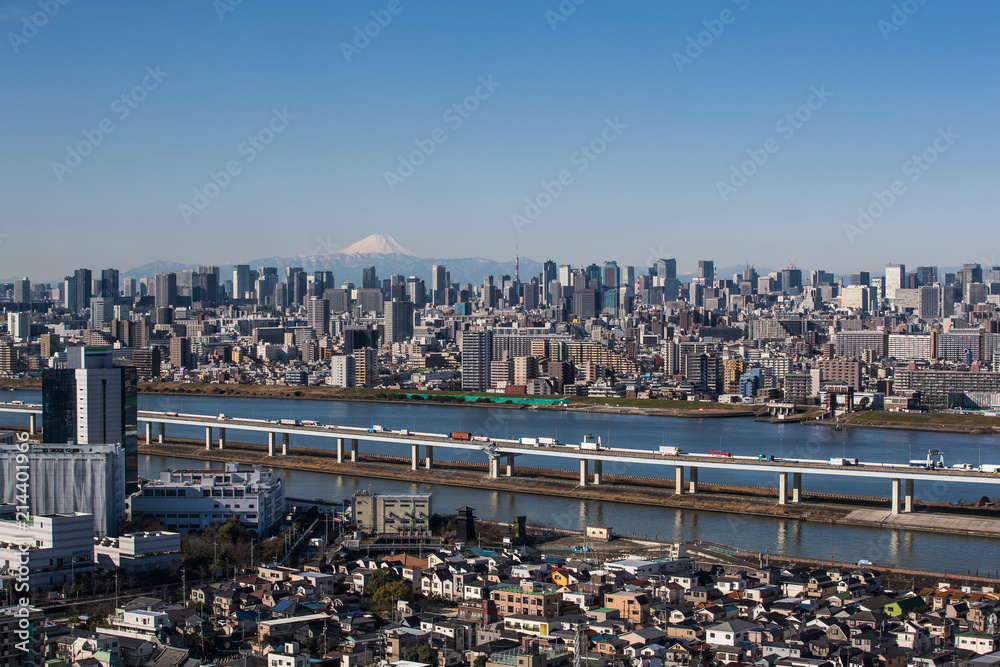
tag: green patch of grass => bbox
[845,411,999,427]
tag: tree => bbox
[473,656,488,667]
[364,567,401,597]
[404,646,439,664]
[373,580,414,605]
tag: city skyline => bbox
[3,1,998,277]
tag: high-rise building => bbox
[384,300,414,344]
[154,272,177,309]
[915,266,937,286]
[99,268,119,303]
[286,267,307,306]
[849,271,871,286]
[233,264,251,299]
[6,312,29,342]
[89,296,114,329]
[362,266,378,289]
[307,297,330,336]
[329,354,356,388]
[462,330,493,391]
[170,336,191,369]
[885,264,905,301]
[602,261,620,289]
[74,268,92,314]
[12,278,30,306]
[482,275,496,309]
[353,347,378,387]
[63,275,77,311]
[543,261,557,300]
[698,260,715,284]
[432,264,448,306]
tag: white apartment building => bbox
[0,512,95,588]
[127,462,284,535]
[94,530,181,571]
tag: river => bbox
[6,389,1000,573]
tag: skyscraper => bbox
[12,278,30,306]
[432,264,448,306]
[384,300,414,344]
[286,267,307,306]
[482,275,496,309]
[461,330,493,391]
[885,263,905,301]
[698,260,715,284]
[74,268,92,314]
[362,266,378,289]
[233,264,251,299]
[655,258,679,300]
[154,272,177,309]
[42,347,138,492]
[307,297,330,336]
[99,268,119,303]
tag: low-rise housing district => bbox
[14,536,1000,666]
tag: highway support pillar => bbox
[29,413,36,436]
[158,422,165,444]
[506,455,515,477]
[904,479,914,513]
[145,422,152,445]
[891,478,901,515]
[205,427,212,450]
[675,466,685,495]
[778,472,788,505]
[688,467,698,494]
[411,445,419,471]
[268,432,276,456]
[579,459,588,487]
[489,457,499,479]
[791,472,801,503]
[593,459,603,485]
[425,445,434,469]
[218,428,226,450]
[282,433,289,456]
[336,438,344,463]
[350,439,358,462]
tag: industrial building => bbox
[351,490,431,538]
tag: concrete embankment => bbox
[139,438,1000,539]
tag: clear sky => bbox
[2,0,997,280]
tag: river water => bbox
[6,389,1000,573]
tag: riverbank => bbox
[139,438,1000,540]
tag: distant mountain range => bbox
[122,234,544,286]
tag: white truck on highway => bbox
[828,457,859,466]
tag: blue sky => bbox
[1,0,997,279]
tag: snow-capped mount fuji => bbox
[338,234,417,257]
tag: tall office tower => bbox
[558,264,572,287]
[543,261,557,296]
[522,278,539,310]
[698,260,715,285]
[432,264,448,306]
[6,312,29,342]
[919,285,941,320]
[233,264,251,299]
[42,347,137,494]
[89,297,114,329]
[624,266,636,296]
[850,271,871,286]
[12,278,30,306]
[960,263,983,291]
[313,270,333,294]
[461,330,493,391]
[811,270,834,286]
[915,266,937,286]
[255,266,278,306]
[154,272,177,308]
[572,288,600,319]
[191,267,219,306]
[655,258,679,300]
[357,288,384,314]
[99,268,119,303]
[121,277,137,299]
[482,275,496,308]
[406,277,426,308]
[307,297,330,336]
[602,261,620,290]
[781,267,803,292]
[384,299,415,344]
[884,263,905,300]
[362,266,378,289]
[170,336,191,369]
[273,282,288,310]
[175,269,194,303]
[548,279,562,305]
[63,275,77,311]
[74,268,92,313]
[285,267,307,306]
